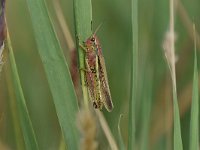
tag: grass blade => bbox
[73,0,92,108]
[164,0,183,149]
[96,111,118,150]
[169,0,183,150]
[7,32,39,150]
[172,89,183,150]
[140,68,153,150]
[5,66,25,150]
[128,0,138,149]
[25,0,79,149]
[118,115,125,150]
[189,24,199,150]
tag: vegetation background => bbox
[0,0,199,149]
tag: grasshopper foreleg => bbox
[79,68,91,86]
[79,43,88,52]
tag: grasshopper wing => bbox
[85,57,103,110]
[98,52,114,112]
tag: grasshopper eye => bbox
[91,37,95,42]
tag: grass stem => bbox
[73,0,92,109]
[128,0,138,149]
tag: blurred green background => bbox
[0,0,199,149]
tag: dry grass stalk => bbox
[96,111,118,150]
[161,0,183,149]
[77,109,98,150]
[53,0,75,51]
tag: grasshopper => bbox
[80,28,113,112]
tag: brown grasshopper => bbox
[79,29,113,112]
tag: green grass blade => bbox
[5,67,25,150]
[140,68,153,150]
[73,0,92,108]
[189,25,199,150]
[173,91,183,150]
[25,0,79,149]
[7,32,39,150]
[118,115,125,150]
[128,0,138,149]
[168,0,183,149]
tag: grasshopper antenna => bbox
[94,22,103,35]
[91,22,104,37]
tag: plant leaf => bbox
[128,0,138,149]
[25,0,79,149]
[7,32,39,150]
[189,24,199,150]
[73,0,92,108]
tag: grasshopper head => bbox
[85,35,99,50]
[85,22,102,49]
